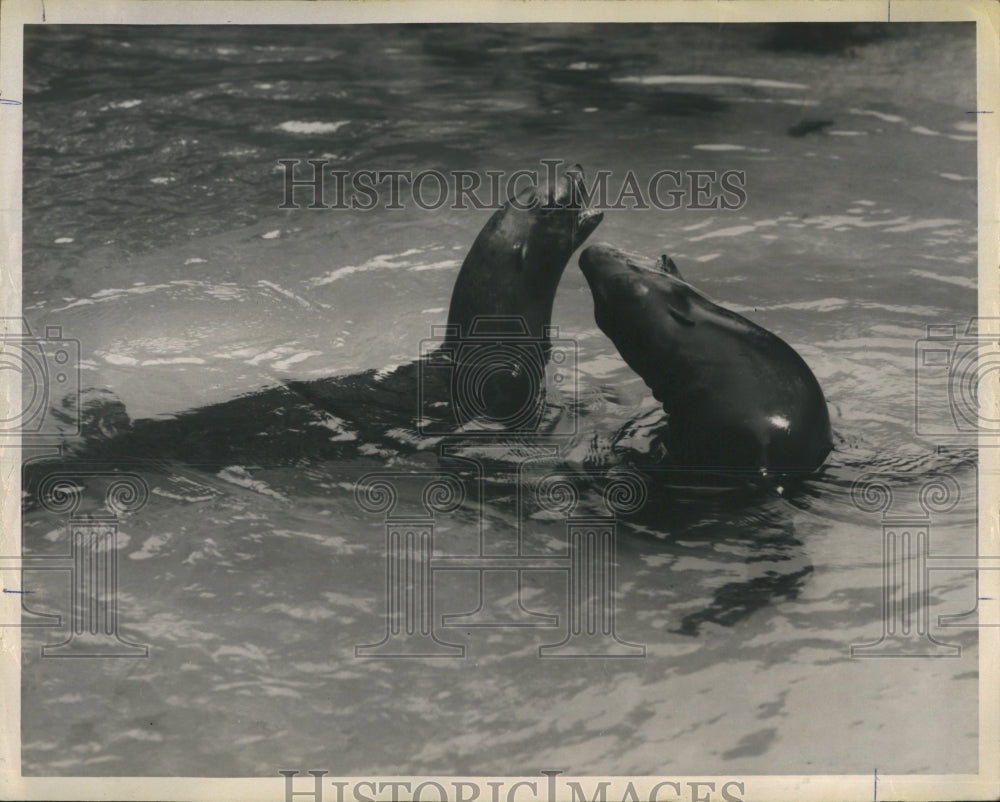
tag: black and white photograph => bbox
[1,1,998,800]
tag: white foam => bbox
[277,120,350,135]
[273,351,323,371]
[258,279,312,307]
[216,466,288,501]
[848,108,906,124]
[140,357,206,366]
[317,414,358,442]
[730,97,818,107]
[613,75,808,90]
[882,218,964,233]
[410,259,460,272]
[680,219,713,232]
[309,248,424,286]
[100,352,139,366]
[727,298,848,314]
[129,533,173,560]
[909,269,977,290]
[577,354,627,379]
[801,214,909,231]
[693,144,745,151]
[688,225,757,242]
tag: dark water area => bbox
[18,23,980,777]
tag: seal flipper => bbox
[656,254,684,280]
[658,256,695,326]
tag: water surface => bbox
[19,23,979,777]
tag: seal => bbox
[447,163,603,343]
[292,161,604,432]
[579,244,832,481]
[56,164,603,467]
[421,163,603,426]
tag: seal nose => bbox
[569,164,588,206]
[579,243,615,280]
[551,163,586,207]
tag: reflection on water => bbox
[19,23,979,776]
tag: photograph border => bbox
[1,1,997,800]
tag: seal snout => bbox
[578,243,627,294]
[562,165,603,243]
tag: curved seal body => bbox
[436,164,603,425]
[447,164,603,341]
[579,244,832,479]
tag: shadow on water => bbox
[638,91,729,117]
[671,564,814,636]
[758,23,893,54]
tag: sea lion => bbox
[579,244,832,481]
[447,163,603,343]
[422,161,604,427]
[43,163,603,468]
[290,161,603,434]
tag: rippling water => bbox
[19,23,979,777]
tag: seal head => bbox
[580,243,832,480]
[440,164,603,426]
[447,163,603,342]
